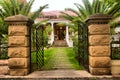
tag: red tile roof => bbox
[42,10,76,17]
[37,10,76,21]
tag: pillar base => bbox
[89,66,110,75]
[111,60,120,75]
[10,69,29,76]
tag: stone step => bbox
[53,40,68,47]
[0,70,117,80]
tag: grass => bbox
[42,48,55,70]
[44,48,55,63]
[65,48,84,70]
[31,51,36,63]
[31,48,55,70]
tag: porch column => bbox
[86,14,112,75]
[5,14,33,76]
[66,25,69,46]
[51,22,54,45]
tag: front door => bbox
[58,28,65,40]
[54,25,66,40]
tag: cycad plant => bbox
[0,0,48,39]
[0,0,48,19]
[62,0,120,27]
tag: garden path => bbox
[42,47,75,70]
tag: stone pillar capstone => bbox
[86,14,112,75]
[5,14,33,76]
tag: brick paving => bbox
[26,70,92,78]
[0,70,115,80]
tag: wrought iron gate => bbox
[111,29,120,60]
[78,22,89,71]
[0,39,8,59]
[30,25,44,72]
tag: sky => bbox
[27,0,90,12]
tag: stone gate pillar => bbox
[5,14,33,76]
[86,14,112,75]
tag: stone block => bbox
[111,60,120,66]
[10,69,29,76]
[111,60,120,75]
[0,66,9,75]
[89,46,110,57]
[89,66,110,75]
[89,56,111,68]
[89,35,110,46]
[111,66,120,75]
[9,25,29,36]
[8,58,30,68]
[9,36,29,46]
[88,24,110,34]
[8,47,30,58]
[0,60,8,66]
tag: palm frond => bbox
[60,11,74,21]
[30,4,48,20]
[65,8,80,17]
[0,0,12,16]
[82,0,92,15]
[74,3,87,20]
[25,0,34,16]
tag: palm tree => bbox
[61,0,120,26]
[0,0,48,39]
[61,0,120,61]
[61,0,120,41]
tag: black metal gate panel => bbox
[78,22,89,71]
[0,40,8,59]
[111,31,120,60]
[30,25,44,72]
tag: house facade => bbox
[35,11,75,47]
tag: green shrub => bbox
[72,35,79,60]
